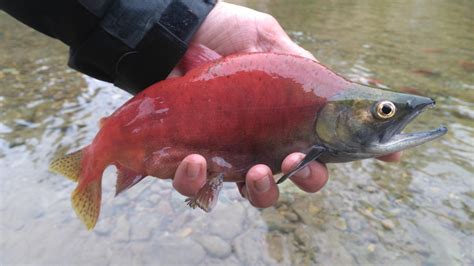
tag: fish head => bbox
[315,84,447,162]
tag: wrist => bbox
[70,0,218,94]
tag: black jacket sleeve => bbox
[0,0,216,94]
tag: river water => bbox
[0,1,473,265]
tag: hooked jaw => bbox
[368,98,447,155]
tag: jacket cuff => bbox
[69,0,217,94]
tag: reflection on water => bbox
[1,0,473,265]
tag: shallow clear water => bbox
[1,1,473,265]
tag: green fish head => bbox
[315,84,447,162]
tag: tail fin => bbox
[49,147,104,230]
[49,149,84,182]
[72,179,102,230]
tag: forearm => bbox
[0,0,217,94]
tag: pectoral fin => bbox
[185,173,224,212]
[277,145,326,184]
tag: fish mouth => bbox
[369,101,447,154]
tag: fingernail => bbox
[294,166,310,179]
[185,161,200,180]
[254,175,271,193]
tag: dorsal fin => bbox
[178,43,222,73]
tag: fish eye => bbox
[374,101,396,119]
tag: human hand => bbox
[172,2,401,208]
[192,2,315,60]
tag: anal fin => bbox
[115,164,146,196]
[185,173,224,212]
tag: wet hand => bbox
[172,153,329,209]
[193,2,315,60]
[172,152,401,209]
[237,154,329,208]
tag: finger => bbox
[253,14,318,61]
[244,165,279,208]
[265,22,317,61]
[277,37,317,61]
[173,154,207,197]
[282,153,328,193]
[377,152,402,162]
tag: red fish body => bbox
[50,52,351,229]
[95,54,348,181]
[50,50,448,229]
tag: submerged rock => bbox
[151,237,206,265]
[367,244,376,253]
[334,217,348,231]
[262,207,297,233]
[232,230,275,265]
[267,232,286,263]
[208,203,245,239]
[195,234,232,259]
[113,215,131,242]
[381,219,395,230]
